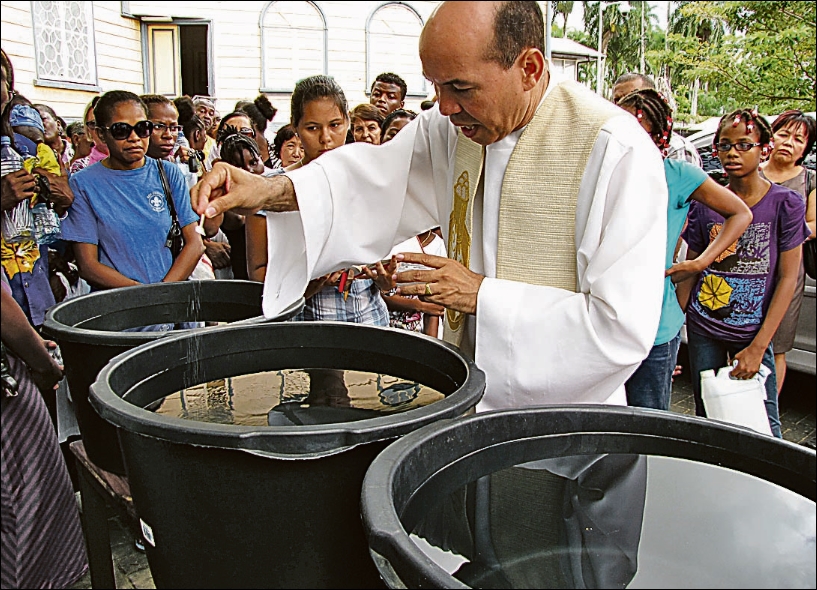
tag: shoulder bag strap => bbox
[156,159,177,222]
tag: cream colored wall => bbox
[130,1,440,129]
[3,1,581,131]
[1,1,143,120]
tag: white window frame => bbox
[259,0,328,94]
[365,2,427,98]
[30,0,99,90]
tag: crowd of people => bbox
[1,0,816,587]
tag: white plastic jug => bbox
[700,364,773,436]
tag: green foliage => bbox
[659,1,816,114]
[551,1,575,35]
[580,0,662,94]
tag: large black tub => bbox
[89,322,485,588]
[362,406,816,589]
[42,280,302,474]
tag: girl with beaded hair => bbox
[676,107,811,436]
[615,89,753,411]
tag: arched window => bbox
[260,1,327,93]
[31,0,97,87]
[366,3,426,97]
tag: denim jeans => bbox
[625,332,681,411]
[686,330,781,438]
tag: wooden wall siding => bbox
[1,1,142,120]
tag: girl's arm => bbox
[162,223,205,282]
[423,313,440,338]
[667,178,752,283]
[382,293,444,316]
[674,248,701,313]
[245,214,268,283]
[732,247,802,379]
[73,242,140,289]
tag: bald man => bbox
[193,1,667,412]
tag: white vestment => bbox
[263,88,667,412]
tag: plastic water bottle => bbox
[1,136,34,243]
[32,201,61,245]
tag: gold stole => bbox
[445,81,621,347]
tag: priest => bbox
[192,1,668,412]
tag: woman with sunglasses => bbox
[62,90,204,294]
[677,109,811,438]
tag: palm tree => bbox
[668,1,725,115]
[552,1,575,36]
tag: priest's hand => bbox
[395,253,484,315]
[192,162,299,222]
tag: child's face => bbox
[716,121,764,179]
[381,117,411,143]
[240,147,265,175]
[296,97,349,164]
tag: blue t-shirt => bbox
[62,158,198,284]
[656,159,708,345]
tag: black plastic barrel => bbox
[362,406,816,589]
[42,280,302,474]
[89,322,485,589]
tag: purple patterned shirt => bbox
[683,183,810,343]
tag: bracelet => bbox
[381,287,398,297]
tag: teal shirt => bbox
[656,159,708,345]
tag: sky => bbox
[566,1,671,33]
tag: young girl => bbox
[679,109,810,437]
[758,110,816,392]
[245,75,393,327]
[221,132,269,282]
[615,89,752,410]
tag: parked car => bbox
[680,113,816,376]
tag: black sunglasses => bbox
[98,120,154,140]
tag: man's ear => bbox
[518,48,546,91]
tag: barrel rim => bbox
[360,406,817,589]
[42,280,302,345]
[89,321,486,457]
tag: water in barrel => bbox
[405,453,816,588]
[155,369,445,426]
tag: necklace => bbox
[417,231,435,249]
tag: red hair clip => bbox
[636,108,644,121]
[746,119,755,134]
[732,114,742,127]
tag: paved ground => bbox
[69,360,816,589]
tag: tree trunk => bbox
[691,78,700,117]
